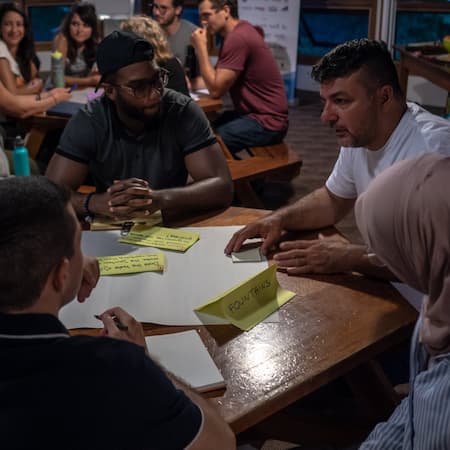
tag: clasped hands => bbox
[225,216,354,275]
[93,178,159,220]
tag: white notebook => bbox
[146,330,225,393]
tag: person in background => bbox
[0,3,42,95]
[225,39,450,278]
[356,154,450,449]
[53,2,100,87]
[192,0,288,157]
[152,0,198,69]
[120,15,189,96]
[0,176,235,450]
[46,30,232,221]
[0,77,70,173]
[0,79,70,119]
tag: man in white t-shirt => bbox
[225,39,450,278]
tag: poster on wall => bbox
[238,0,301,104]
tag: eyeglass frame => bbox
[150,2,174,14]
[108,68,170,98]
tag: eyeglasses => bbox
[110,69,169,98]
[150,3,173,14]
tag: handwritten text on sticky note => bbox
[98,253,165,275]
[195,265,295,331]
[119,226,199,252]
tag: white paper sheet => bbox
[146,330,225,392]
[59,226,271,328]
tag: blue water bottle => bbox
[13,136,30,176]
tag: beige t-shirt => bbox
[0,39,21,77]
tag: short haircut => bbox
[198,0,238,19]
[311,38,403,97]
[0,177,75,311]
[173,0,184,7]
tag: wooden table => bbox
[396,45,450,95]
[81,206,417,434]
[21,94,223,160]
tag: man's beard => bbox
[115,92,161,126]
[160,12,176,28]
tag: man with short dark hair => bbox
[0,176,235,449]
[152,0,198,68]
[46,30,232,221]
[225,39,450,277]
[191,0,288,156]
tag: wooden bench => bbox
[216,135,303,208]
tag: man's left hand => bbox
[77,255,99,302]
[273,234,363,275]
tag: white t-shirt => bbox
[0,39,21,77]
[326,102,450,199]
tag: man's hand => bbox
[273,234,365,275]
[27,77,43,93]
[98,307,148,353]
[224,214,284,256]
[90,178,159,220]
[77,255,99,302]
[46,87,72,103]
[191,27,208,51]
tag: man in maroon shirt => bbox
[191,0,288,157]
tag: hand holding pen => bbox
[95,307,148,353]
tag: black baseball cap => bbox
[96,30,154,83]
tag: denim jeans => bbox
[214,111,287,157]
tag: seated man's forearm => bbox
[274,186,354,232]
[153,176,233,213]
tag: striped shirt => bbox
[360,318,450,449]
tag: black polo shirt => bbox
[0,313,202,450]
[56,89,217,193]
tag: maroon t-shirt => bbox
[217,21,288,131]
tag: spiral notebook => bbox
[146,330,225,393]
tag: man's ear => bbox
[175,5,182,17]
[52,258,70,293]
[104,84,116,101]
[379,85,394,106]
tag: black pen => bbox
[94,314,128,331]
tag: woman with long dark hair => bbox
[0,3,41,95]
[53,2,100,87]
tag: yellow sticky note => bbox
[195,265,295,331]
[98,253,165,275]
[119,226,199,252]
[91,211,162,231]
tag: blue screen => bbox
[28,5,72,42]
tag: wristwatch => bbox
[367,252,386,267]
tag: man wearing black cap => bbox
[46,30,232,221]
